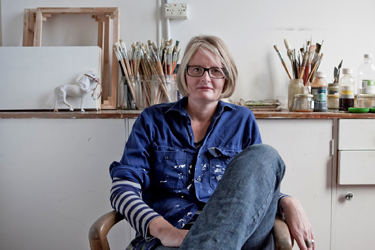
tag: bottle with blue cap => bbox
[311,71,328,112]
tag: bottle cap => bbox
[314,71,326,78]
[342,68,353,74]
[364,54,372,59]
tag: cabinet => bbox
[2,113,375,250]
[332,119,375,249]
[257,119,333,250]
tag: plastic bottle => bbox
[339,68,355,111]
[357,54,375,94]
[310,71,328,112]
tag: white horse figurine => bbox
[51,71,101,112]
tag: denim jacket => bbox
[110,97,262,250]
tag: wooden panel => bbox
[21,7,120,110]
[338,119,375,150]
[34,9,43,46]
[338,151,375,185]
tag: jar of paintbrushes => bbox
[114,37,182,109]
[151,74,180,105]
[273,38,324,111]
[118,76,141,110]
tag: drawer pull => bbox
[345,192,354,201]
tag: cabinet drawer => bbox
[338,119,375,150]
[338,151,375,184]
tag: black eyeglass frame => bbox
[186,65,227,79]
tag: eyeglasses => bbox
[186,65,227,79]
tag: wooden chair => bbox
[89,210,293,250]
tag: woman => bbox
[110,35,314,250]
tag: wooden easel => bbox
[23,7,120,110]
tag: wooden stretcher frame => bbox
[22,7,120,110]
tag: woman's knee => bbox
[230,144,285,175]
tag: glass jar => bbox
[328,83,339,96]
[151,75,180,105]
[327,94,339,111]
[288,79,305,111]
[293,94,314,112]
[118,76,139,110]
[357,94,375,108]
[139,75,152,108]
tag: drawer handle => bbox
[345,192,354,201]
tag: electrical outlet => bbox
[164,3,188,20]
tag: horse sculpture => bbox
[50,71,101,112]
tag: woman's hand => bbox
[280,197,315,250]
[149,217,189,247]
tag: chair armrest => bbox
[273,216,293,250]
[89,210,125,250]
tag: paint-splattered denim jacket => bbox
[113,97,262,250]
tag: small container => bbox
[293,94,314,112]
[288,79,305,111]
[327,94,339,110]
[356,93,375,108]
[327,83,339,96]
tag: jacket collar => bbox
[165,97,235,117]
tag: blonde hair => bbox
[176,35,238,98]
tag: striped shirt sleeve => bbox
[110,177,161,241]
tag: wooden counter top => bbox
[1,109,375,119]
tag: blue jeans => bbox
[155,144,285,250]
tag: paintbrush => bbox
[312,43,321,67]
[299,52,309,81]
[273,45,292,79]
[334,60,343,83]
[113,45,127,77]
[303,45,315,84]
[119,39,133,77]
[172,40,180,56]
[307,53,324,83]
[172,51,178,74]
[284,39,297,78]
[284,39,293,61]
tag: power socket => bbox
[164,3,188,20]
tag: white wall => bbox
[2,0,375,102]
[0,119,134,250]
[0,1,2,46]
